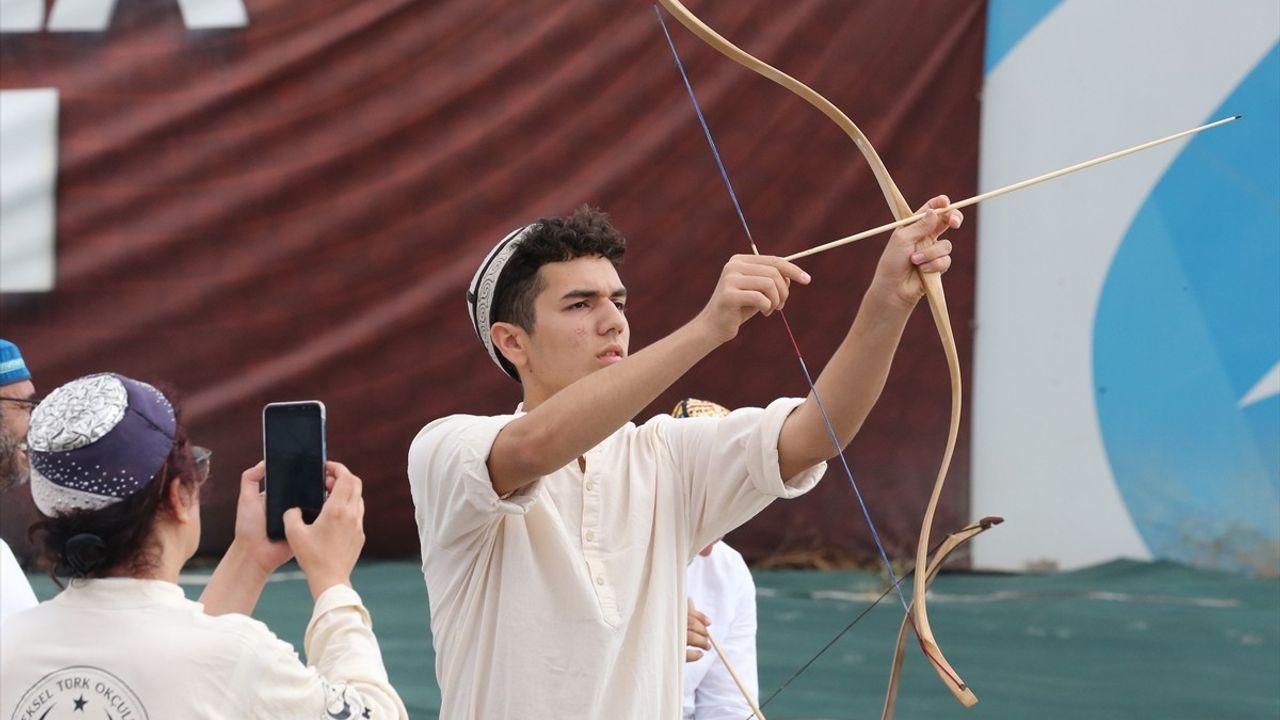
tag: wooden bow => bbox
[656,0,976,707]
[883,517,1003,720]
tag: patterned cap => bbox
[465,223,537,381]
[0,338,31,386]
[671,398,731,419]
[27,373,176,516]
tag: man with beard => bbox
[0,339,39,623]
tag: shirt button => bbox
[596,575,605,586]
[585,481,597,492]
[585,530,596,542]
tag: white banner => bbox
[974,0,1279,573]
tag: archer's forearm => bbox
[487,319,722,495]
[777,287,914,479]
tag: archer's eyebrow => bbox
[561,287,628,301]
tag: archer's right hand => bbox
[694,254,811,343]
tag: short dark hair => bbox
[28,386,201,585]
[490,205,626,374]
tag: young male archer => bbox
[408,200,959,718]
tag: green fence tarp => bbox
[25,559,1280,718]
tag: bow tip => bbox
[936,672,978,707]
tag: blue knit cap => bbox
[0,339,32,386]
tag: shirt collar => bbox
[56,577,187,608]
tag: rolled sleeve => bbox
[452,414,541,517]
[743,397,826,498]
[662,398,826,556]
[408,413,540,551]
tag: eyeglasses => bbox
[193,445,213,481]
[0,396,41,409]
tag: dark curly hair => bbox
[489,205,627,376]
[28,386,201,586]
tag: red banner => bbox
[1,0,984,563]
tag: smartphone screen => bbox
[263,401,327,541]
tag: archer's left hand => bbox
[868,194,961,307]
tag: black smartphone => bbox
[263,400,327,541]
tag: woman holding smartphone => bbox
[0,372,407,720]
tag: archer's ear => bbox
[490,322,528,374]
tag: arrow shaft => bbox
[784,115,1240,262]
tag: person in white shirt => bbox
[1,372,409,720]
[409,201,959,718]
[673,399,760,719]
[685,540,758,720]
[0,338,39,624]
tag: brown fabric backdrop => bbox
[1,0,985,565]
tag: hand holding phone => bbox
[284,461,366,599]
[263,401,327,541]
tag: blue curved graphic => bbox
[1094,45,1280,574]
[985,0,1065,73]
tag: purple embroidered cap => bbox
[27,373,176,516]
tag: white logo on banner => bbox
[0,88,57,293]
[0,0,249,293]
[0,0,247,31]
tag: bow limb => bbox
[656,0,973,707]
[655,0,912,217]
[883,517,1003,720]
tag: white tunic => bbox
[0,539,37,625]
[684,542,758,720]
[407,398,823,719]
[0,578,408,719]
